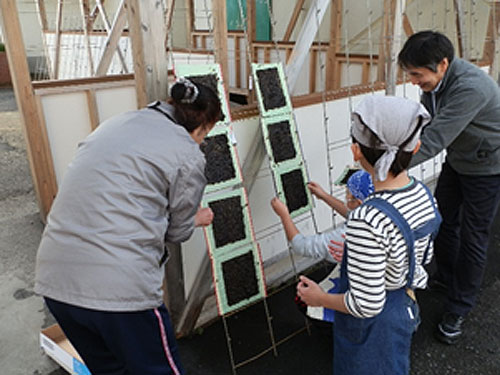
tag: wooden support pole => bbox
[213,0,229,95]
[485,2,500,81]
[326,0,342,91]
[309,49,317,93]
[283,0,306,42]
[79,0,96,76]
[402,12,413,36]
[454,0,469,61]
[246,0,255,101]
[96,0,128,76]
[126,0,148,108]
[54,0,63,79]
[0,0,58,221]
[96,0,128,72]
[86,89,99,131]
[377,0,391,82]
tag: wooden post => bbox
[377,0,391,82]
[213,0,229,95]
[283,0,306,42]
[0,0,58,221]
[454,0,470,61]
[402,12,414,36]
[246,0,256,99]
[35,0,54,79]
[326,0,342,90]
[125,0,148,108]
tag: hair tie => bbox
[177,77,199,104]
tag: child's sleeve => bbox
[289,226,345,263]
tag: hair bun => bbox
[170,78,199,104]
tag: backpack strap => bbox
[363,198,416,289]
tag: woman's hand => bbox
[194,207,214,227]
[328,237,345,263]
[307,181,328,200]
[296,275,325,307]
[270,197,289,218]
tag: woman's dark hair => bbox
[352,117,424,177]
[398,30,454,72]
[168,80,223,133]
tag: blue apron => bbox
[333,182,441,375]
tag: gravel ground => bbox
[0,87,499,374]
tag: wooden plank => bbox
[326,0,342,90]
[126,0,148,108]
[487,2,500,81]
[95,0,128,76]
[213,0,229,95]
[54,0,63,79]
[283,0,306,42]
[85,90,100,131]
[79,0,96,76]
[309,49,317,93]
[0,0,58,221]
[235,35,242,88]
[96,0,128,72]
[185,0,195,49]
[402,12,413,36]
[285,0,330,91]
[454,0,469,60]
[377,0,391,82]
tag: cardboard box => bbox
[40,324,91,375]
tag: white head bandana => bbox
[351,95,431,181]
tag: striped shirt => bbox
[344,179,437,318]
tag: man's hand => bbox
[194,207,214,227]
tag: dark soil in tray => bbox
[222,250,260,306]
[268,120,296,163]
[256,67,286,111]
[200,133,236,184]
[281,168,308,213]
[209,195,246,248]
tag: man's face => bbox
[404,58,449,92]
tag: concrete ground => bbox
[1,86,499,374]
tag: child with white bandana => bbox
[296,95,441,375]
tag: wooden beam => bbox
[0,0,58,221]
[85,90,99,131]
[185,0,195,49]
[402,12,413,36]
[79,0,96,76]
[125,0,148,108]
[96,0,128,72]
[246,0,256,102]
[213,0,229,95]
[95,0,128,76]
[54,0,63,79]
[377,0,391,82]
[326,0,342,90]
[285,0,330,91]
[486,2,500,81]
[283,0,306,42]
[454,0,469,60]
[309,49,317,93]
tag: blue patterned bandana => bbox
[347,170,374,201]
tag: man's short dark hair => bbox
[398,30,455,72]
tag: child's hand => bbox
[328,237,345,262]
[270,197,289,217]
[296,275,324,307]
[307,181,328,200]
[194,207,214,227]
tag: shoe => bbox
[435,312,464,345]
[427,277,448,293]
